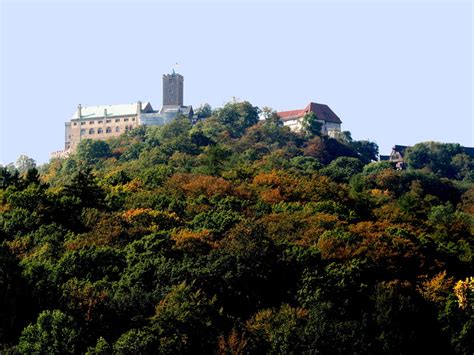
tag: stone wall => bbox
[68,114,140,152]
[162,73,184,106]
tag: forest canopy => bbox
[1,101,473,354]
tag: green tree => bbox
[0,166,20,188]
[261,107,282,127]
[321,156,364,182]
[405,142,463,178]
[63,168,105,209]
[17,310,79,354]
[76,139,112,165]
[246,304,308,354]
[113,328,157,354]
[216,101,260,138]
[15,155,36,174]
[301,112,322,137]
[86,337,112,355]
[0,243,33,345]
[195,103,212,119]
[351,140,379,164]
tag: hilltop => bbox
[1,101,473,354]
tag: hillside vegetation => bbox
[1,102,473,354]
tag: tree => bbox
[63,168,105,209]
[246,304,308,354]
[76,139,112,165]
[321,156,364,182]
[451,153,474,181]
[216,101,260,138]
[195,103,212,119]
[15,155,36,174]
[0,244,34,345]
[0,166,19,188]
[404,142,463,178]
[17,310,79,354]
[301,112,322,137]
[351,140,379,164]
[261,107,282,127]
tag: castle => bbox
[52,71,193,157]
[52,71,344,158]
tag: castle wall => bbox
[69,114,140,152]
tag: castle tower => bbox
[162,70,184,107]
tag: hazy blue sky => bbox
[1,0,472,165]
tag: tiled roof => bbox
[277,108,307,119]
[71,102,152,120]
[277,102,342,124]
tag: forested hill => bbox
[1,101,473,354]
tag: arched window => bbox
[115,126,120,132]
[106,127,112,133]
[89,128,95,135]
[80,129,86,135]
[98,128,103,134]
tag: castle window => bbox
[98,128,103,134]
[80,129,86,135]
[132,118,135,121]
[98,120,103,124]
[81,122,86,125]
[106,119,111,123]
[106,127,112,133]
[89,128,95,134]
[115,119,120,122]
[124,118,129,122]
[89,121,94,125]
[73,122,77,126]
[115,126,120,132]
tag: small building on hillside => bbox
[277,102,342,136]
[379,145,410,169]
[380,144,474,170]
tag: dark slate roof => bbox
[379,155,390,161]
[277,102,342,124]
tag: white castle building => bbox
[52,71,193,157]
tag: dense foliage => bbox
[1,101,473,354]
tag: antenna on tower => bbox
[173,62,179,74]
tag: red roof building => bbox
[277,102,342,135]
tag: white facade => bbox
[282,117,341,135]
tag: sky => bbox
[1,0,473,165]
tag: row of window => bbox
[80,125,134,135]
[75,117,135,126]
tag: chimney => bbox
[78,104,82,118]
[137,100,142,114]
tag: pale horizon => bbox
[1,0,473,165]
